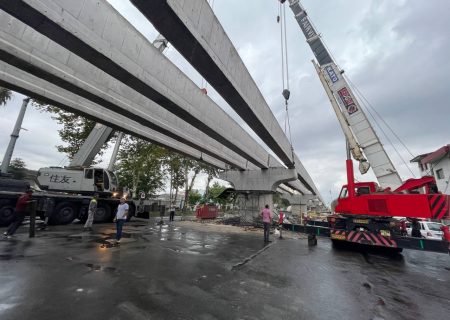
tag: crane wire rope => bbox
[347,77,415,158]
[346,77,416,177]
[278,1,295,163]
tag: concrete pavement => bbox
[0,219,449,320]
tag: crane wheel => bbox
[94,204,111,223]
[50,202,79,225]
[0,199,15,227]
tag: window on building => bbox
[436,168,444,180]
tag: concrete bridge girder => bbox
[0,0,279,170]
[0,13,260,171]
[130,0,294,166]
[129,0,320,196]
[219,168,298,193]
[0,61,230,169]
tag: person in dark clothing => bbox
[3,189,33,238]
[169,203,175,221]
[411,219,422,238]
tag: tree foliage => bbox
[188,189,202,205]
[0,87,12,106]
[202,165,218,199]
[32,101,105,160]
[207,181,228,206]
[163,152,186,203]
[208,181,226,199]
[115,136,167,198]
[8,158,27,180]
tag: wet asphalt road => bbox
[0,218,449,320]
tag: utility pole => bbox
[1,97,30,174]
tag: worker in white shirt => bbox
[114,197,129,243]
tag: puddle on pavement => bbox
[0,254,25,260]
[85,263,119,274]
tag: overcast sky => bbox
[0,0,449,204]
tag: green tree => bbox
[8,158,27,180]
[0,87,12,106]
[115,136,167,198]
[208,181,226,199]
[164,152,186,204]
[33,101,109,161]
[182,158,196,213]
[202,165,218,199]
[188,189,202,206]
[207,181,228,206]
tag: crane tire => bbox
[0,199,15,227]
[50,202,78,225]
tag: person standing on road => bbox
[83,193,98,232]
[3,189,33,238]
[411,219,422,238]
[261,204,272,243]
[114,197,129,243]
[169,203,175,221]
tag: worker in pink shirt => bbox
[261,204,272,243]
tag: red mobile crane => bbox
[282,0,450,253]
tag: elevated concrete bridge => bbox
[0,0,324,209]
[0,15,261,171]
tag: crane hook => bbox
[282,89,290,101]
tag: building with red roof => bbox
[411,144,450,194]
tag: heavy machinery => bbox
[282,0,450,252]
[0,111,132,226]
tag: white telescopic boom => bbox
[312,61,369,175]
[1,97,29,174]
[287,0,403,189]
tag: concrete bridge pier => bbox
[219,168,297,223]
[281,194,317,222]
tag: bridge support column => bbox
[280,194,317,222]
[219,168,297,222]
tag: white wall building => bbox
[411,145,450,194]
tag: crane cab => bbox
[37,167,118,196]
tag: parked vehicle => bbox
[406,221,444,240]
